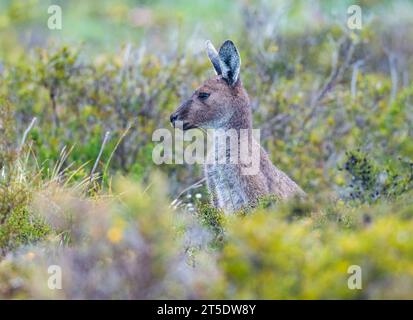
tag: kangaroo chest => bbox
[204,130,254,213]
[205,163,248,213]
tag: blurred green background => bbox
[1,0,413,299]
[1,0,410,53]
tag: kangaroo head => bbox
[170,40,250,130]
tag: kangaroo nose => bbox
[170,113,178,124]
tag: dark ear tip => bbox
[222,39,236,48]
[219,40,240,57]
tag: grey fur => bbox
[206,40,222,75]
[218,40,241,86]
[205,127,305,214]
[206,40,241,86]
[170,39,305,214]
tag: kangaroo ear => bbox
[206,40,222,75]
[218,40,241,86]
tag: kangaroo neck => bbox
[221,104,252,133]
[208,106,254,163]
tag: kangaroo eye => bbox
[198,92,210,101]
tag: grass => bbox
[1,0,413,299]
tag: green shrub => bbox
[218,195,413,299]
[0,188,50,255]
[341,150,413,204]
[0,176,220,299]
[0,98,50,255]
[1,0,413,300]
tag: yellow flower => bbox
[327,116,335,126]
[268,44,278,53]
[25,252,35,261]
[107,226,123,244]
[335,174,345,186]
[309,130,321,144]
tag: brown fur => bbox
[170,42,305,213]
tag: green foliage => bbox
[0,176,219,299]
[0,188,50,255]
[0,158,51,256]
[195,203,225,248]
[0,98,15,169]
[0,98,50,255]
[219,196,413,299]
[1,0,413,299]
[341,150,413,204]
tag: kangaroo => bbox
[170,40,305,213]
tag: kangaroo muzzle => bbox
[170,99,192,129]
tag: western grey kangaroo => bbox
[170,40,305,213]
